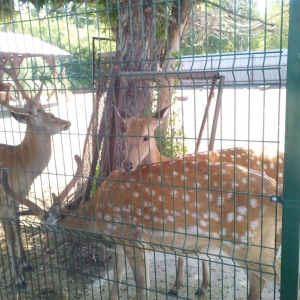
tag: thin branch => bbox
[200,0,275,27]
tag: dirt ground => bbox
[0,87,284,299]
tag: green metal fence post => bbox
[281,1,300,299]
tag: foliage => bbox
[181,0,288,54]
[147,94,187,158]
[0,1,115,90]
[155,109,188,158]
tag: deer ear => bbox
[114,105,129,122]
[152,106,170,126]
[47,204,62,224]
[10,112,27,124]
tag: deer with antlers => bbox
[0,155,282,299]
[115,105,284,296]
[0,65,71,288]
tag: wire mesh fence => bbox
[0,0,297,299]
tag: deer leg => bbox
[2,220,26,288]
[195,260,210,295]
[168,256,184,296]
[125,246,149,300]
[12,216,33,272]
[110,247,126,300]
[248,272,266,300]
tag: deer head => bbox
[114,105,170,171]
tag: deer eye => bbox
[143,136,149,142]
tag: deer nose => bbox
[122,161,133,172]
[62,121,71,131]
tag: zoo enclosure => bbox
[0,0,299,299]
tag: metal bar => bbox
[281,1,300,299]
[209,75,225,151]
[119,70,220,81]
[195,75,218,152]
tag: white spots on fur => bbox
[237,154,241,159]
[181,175,186,181]
[237,206,247,215]
[242,178,247,184]
[133,192,139,198]
[278,173,283,178]
[213,181,219,187]
[104,215,111,221]
[157,195,163,202]
[192,212,197,219]
[125,182,131,188]
[217,197,222,206]
[184,193,190,201]
[240,235,248,243]
[207,193,213,202]
[152,206,157,212]
[202,212,208,219]
[256,160,261,166]
[222,228,227,236]
[136,208,141,216]
[211,232,220,239]
[222,169,227,175]
[157,175,162,182]
[226,193,233,200]
[236,215,244,222]
[204,174,208,180]
[199,220,207,227]
[187,226,201,235]
[174,211,180,217]
[270,163,275,169]
[232,232,239,239]
[210,211,220,222]
[153,216,163,224]
[144,187,150,193]
[166,215,174,222]
[227,213,234,223]
[123,206,131,212]
[151,190,156,196]
[250,198,257,208]
[193,181,201,188]
[251,219,259,230]
[114,207,121,212]
[173,171,178,177]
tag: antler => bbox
[0,169,44,218]
[51,155,83,206]
[0,84,30,114]
[0,64,44,111]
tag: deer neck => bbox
[19,126,52,172]
[140,139,170,165]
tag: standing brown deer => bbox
[0,158,282,300]
[0,66,71,288]
[115,105,284,296]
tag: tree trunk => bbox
[157,0,193,136]
[98,0,158,178]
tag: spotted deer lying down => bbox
[0,155,282,300]
[116,105,284,295]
